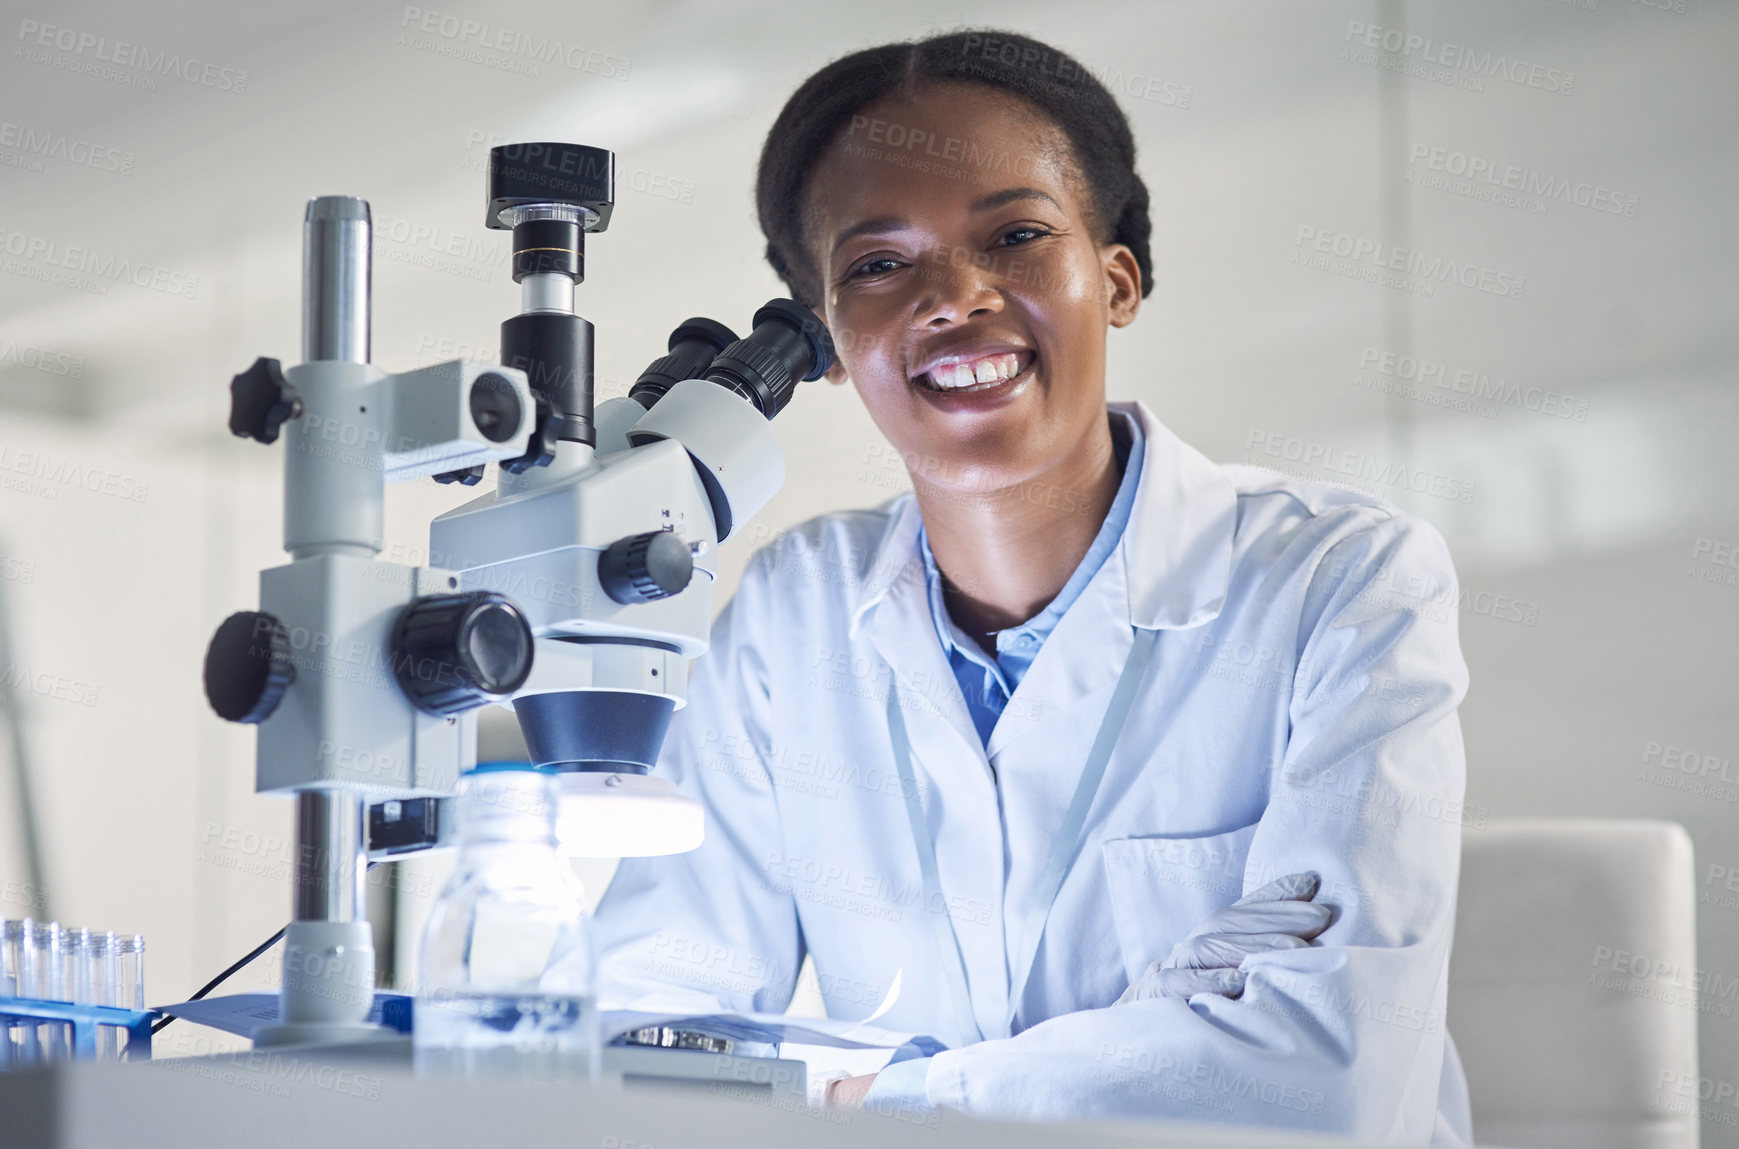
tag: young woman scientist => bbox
[590,29,1473,1146]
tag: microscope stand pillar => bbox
[256,790,389,1048]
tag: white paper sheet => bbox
[154,993,947,1058]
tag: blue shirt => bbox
[917,409,1145,747]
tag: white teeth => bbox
[924,352,1026,390]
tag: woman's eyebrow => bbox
[969,187,1063,214]
[830,215,908,258]
[827,188,1063,259]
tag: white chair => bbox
[1449,818,1700,1149]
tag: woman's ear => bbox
[1102,243,1143,329]
[811,304,850,385]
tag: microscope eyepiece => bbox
[629,317,741,409]
[702,299,835,420]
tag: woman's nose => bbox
[912,256,1004,327]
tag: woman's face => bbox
[803,81,1142,496]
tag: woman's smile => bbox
[911,347,1039,413]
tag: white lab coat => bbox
[593,400,1474,1145]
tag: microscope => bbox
[201,142,833,1048]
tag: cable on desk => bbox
[150,925,287,1035]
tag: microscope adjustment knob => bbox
[391,592,535,716]
[204,610,296,724]
[599,530,694,605]
[228,357,300,445]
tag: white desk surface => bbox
[0,1052,1466,1149]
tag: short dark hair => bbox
[755,28,1154,309]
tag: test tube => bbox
[94,931,118,1060]
[21,920,65,1060]
[116,935,144,1008]
[1,919,18,1070]
[1,918,19,996]
[58,928,94,1064]
[65,928,95,1004]
[114,935,144,1057]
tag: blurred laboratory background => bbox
[0,0,1734,1142]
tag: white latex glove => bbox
[1114,871,1332,1004]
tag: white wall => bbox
[1,0,1736,1138]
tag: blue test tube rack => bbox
[0,996,157,1061]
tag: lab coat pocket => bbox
[1099,821,1262,986]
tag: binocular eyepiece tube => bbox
[631,299,835,420]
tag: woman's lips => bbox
[910,352,1037,411]
[913,348,1035,392]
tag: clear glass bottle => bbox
[414,766,598,1082]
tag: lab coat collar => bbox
[849,493,926,641]
[1114,399,1238,631]
[847,399,1237,637]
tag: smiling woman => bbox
[754,34,1153,643]
[588,27,1474,1147]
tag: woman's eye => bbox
[848,257,902,279]
[998,226,1053,246]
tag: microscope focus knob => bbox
[228,357,300,444]
[391,592,535,716]
[599,530,694,605]
[204,610,297,724]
